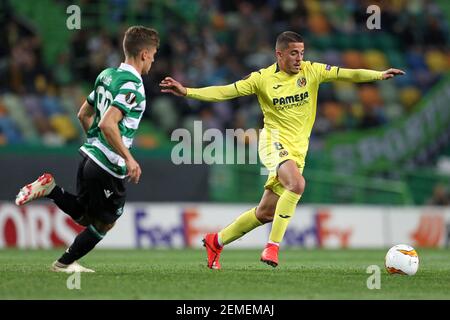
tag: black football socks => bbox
[47,186,83,221]
[58,225,104,265]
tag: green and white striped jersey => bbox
[80,63,146,178]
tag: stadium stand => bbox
[0,0,449,204]
[0,0,448,145]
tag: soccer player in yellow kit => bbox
[160,31,404,269]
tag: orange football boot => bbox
[260,243,279,267]
[202,233,223,270]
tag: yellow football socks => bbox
[218,207,263,246]
[269,190,301,243]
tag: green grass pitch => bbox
[1,248,449,299]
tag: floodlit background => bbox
[0,0,449,250]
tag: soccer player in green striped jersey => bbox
[15,26,159,273]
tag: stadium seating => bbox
[0,0,449,204]
[0,0,448,147]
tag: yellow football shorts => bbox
[258,130,305,197]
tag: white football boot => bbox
[51,261,95,273]
[15,173,56,206]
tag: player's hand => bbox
[125,157,141,184]
[382,68,405,80]
[159,77,187,96]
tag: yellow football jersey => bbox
[186,61,383,166]
[236,61,337,157]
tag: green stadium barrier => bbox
[404,168,450,205]
[209,162,414,205]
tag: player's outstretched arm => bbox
[160,76,244,102]
[335,67,405,82]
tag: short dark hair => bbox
[123,26,160,58]
[275,31,303,50]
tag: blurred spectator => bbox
[427,184,450,206]
[1,0,449,147]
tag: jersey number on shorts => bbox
[96,86,113,118]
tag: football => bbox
[385,244,419,276]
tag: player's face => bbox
[142,46,157,74]
[277,42,304,74]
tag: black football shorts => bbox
[76,153,126,225]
